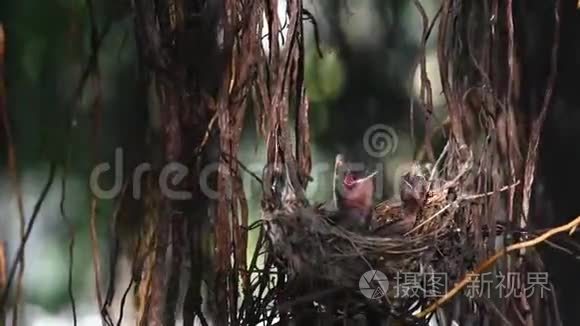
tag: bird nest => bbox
[261,150,485,320]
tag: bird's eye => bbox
[343,173,356,187]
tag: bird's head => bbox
[399,170,428,214]
[333,154,377,214]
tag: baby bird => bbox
[332,154,377,230]
[397,171,428,232]
[373,164,429,236]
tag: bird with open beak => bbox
[332,154,377,230]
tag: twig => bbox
[0,23,27,326]
[301,9,323,58]
[89,198,105,322]
[115,277,134,326]
[195,111,219,155]
[60,163,78,326]
[430,142,449,181]
[85,0,106,323]
[521,0,560,220]
[542,239,575,257]
[405,203,452,235]
[408,177,517,236]
[56,6,111,324]
[0,163,57,309]
[416,214,580,318]
[425,5,442,43]
[412,0,435,161]
[221,153,263,185]
[460,181,519,200]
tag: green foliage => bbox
[305,48,345,103]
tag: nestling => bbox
[372,165,429,236]
[332,154,377,230]
[397,171,428,232]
